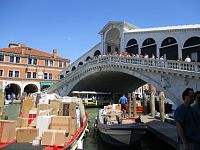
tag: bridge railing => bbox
[89,55,200,73]
[63,56,200,81]
[49,55,200,92]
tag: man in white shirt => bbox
[185,56,191,62]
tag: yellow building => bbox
[0,43,70,100]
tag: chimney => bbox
[53,49,57,58]
[21,46,26,55]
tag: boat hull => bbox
[97,110,147,147]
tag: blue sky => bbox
[0,0,199,62]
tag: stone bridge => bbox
[48,55,200,105]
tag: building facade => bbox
[0,43,70,100]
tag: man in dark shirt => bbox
[174,88,200,150]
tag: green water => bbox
[84,108,115,150]
[3,104,21,120]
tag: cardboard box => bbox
[65,133,71,142]
[0,120,16,143]
[36,116,51,137]
[41,130,66,146]
[16,128,39,143]
[116,104,121,110]
[17,117,29,127]
[50,100,60,112]
[70,118,77,135]
[50,116,72,133]
[59,102,76,118]
[38,104,50,110]
[22,99,34,110]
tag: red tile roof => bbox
[0,47,68,61]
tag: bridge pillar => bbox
[159,91,165,122]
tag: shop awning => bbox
[40,82,55,86]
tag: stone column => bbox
[160,92,165,122]
[150,92,155,117]
[132,93,137,117]
[128,93,132,117]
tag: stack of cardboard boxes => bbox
[103,104,122,125]
[15,97,78,146]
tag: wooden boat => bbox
[97,108,147,148]
[0,95,88,150]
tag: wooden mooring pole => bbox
[150,91,155,117]
[128,93,132,117]
[160,91,165,122]
[132,93,137,117]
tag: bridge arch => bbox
[94,50,101,57]
[57,64,181,105]
[5,83,21,100]
[24,84,38,94]
[160,37,178,60]
[182,36,200,62]
[141,38,157,58]
[125,38,138,56]
[105,28,120,54]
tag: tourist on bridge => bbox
[174,88,200,150]
[119,94,128,113]
[185,56,191,62]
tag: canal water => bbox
[3,104,176,150]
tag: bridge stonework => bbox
[48,56,200,105]
[49,21,200,105]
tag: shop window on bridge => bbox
[72,66,76,71]
[160,37,178,60]
[15,71,19,78]
[94,50,101,57]
[66,71,69,75]
[141,38,157,57]
[0,54,4,61]
[60,74,64,79]
[78,62,83,67]
[10,55,14,62]
[86,56,92,61]
[126,38,138,56]
[183,36,200,62]
[107,46,111,54]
